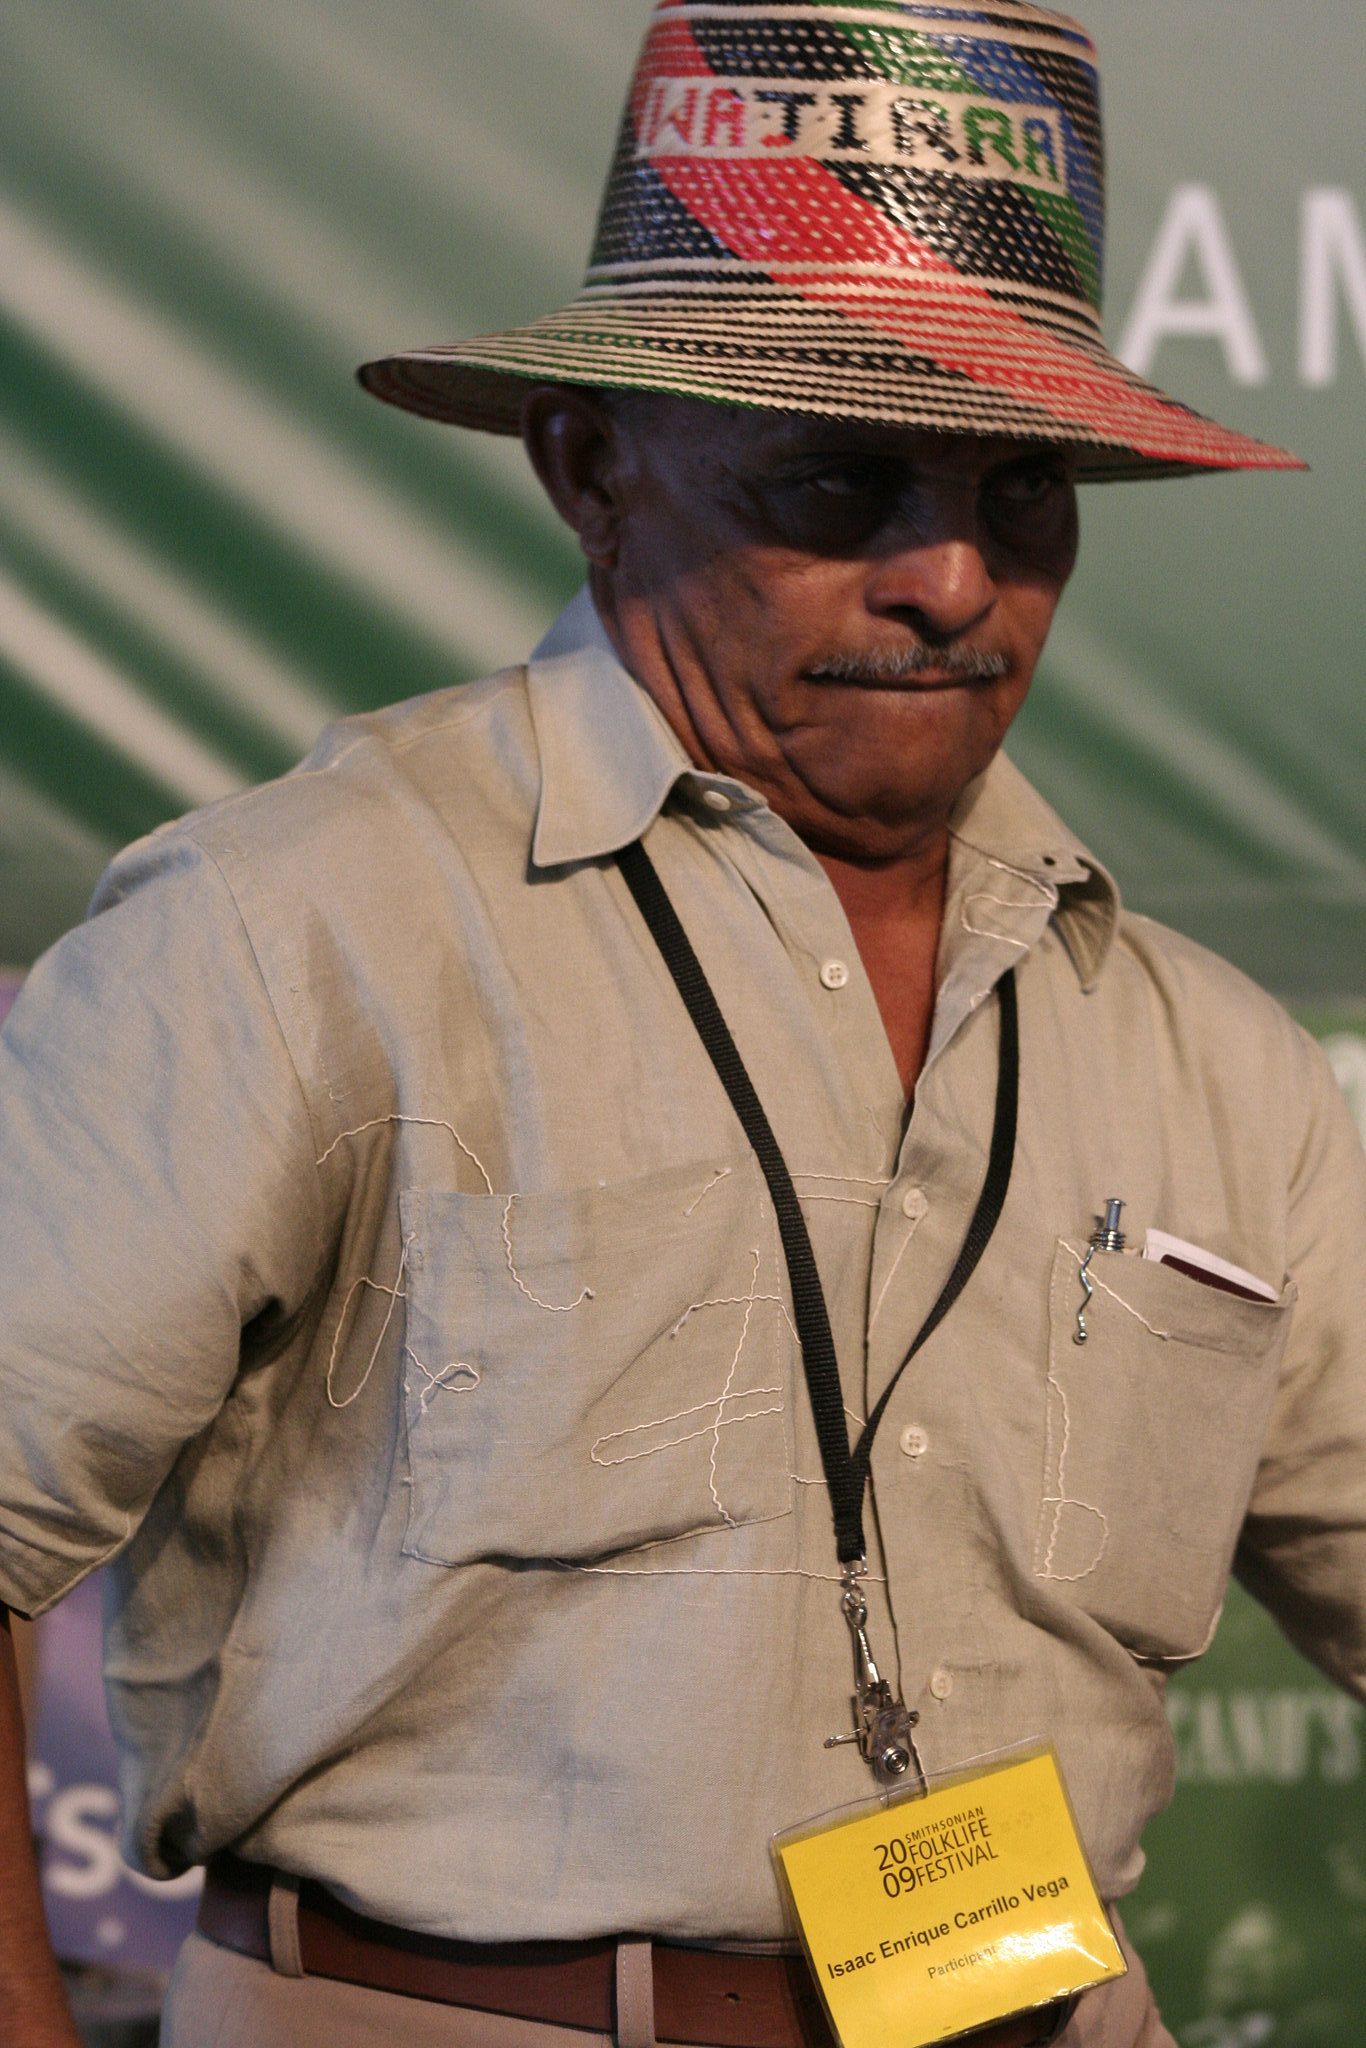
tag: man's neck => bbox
[589,572,952,1094]
[813,839,948,1100]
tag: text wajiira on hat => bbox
[637,79,1068,192]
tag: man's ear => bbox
[520,387,629,567]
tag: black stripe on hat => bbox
[691,16,883,82]
[590,123,736,270]
[1017,46,1104,182]
[831,163,1092,305]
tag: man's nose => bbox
[863,487,996,643]
[864,534,997,644]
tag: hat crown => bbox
[587,0,1106,344]
[358,0,1299,479]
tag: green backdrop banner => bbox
[4,5,1364,2043]
[1129,1582,1366,2046]
[2,0,1364,991]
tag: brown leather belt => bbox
[198,1853,1070,2048]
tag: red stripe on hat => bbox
[630,16,712,112]
[625,17,1285,465]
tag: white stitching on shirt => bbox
[794,1173,893,1188]
[1061,1242,1170,1338]
[315,1114,495,1193]
[592,1248,789,1498]
[961,893,1037,948]
[564,1563,883,1583]
[984,856,1059,895]
[501,1195,593,1311]
[684,1166,733,1216]
[670,1292,797,1342]
[1036,1365,1109,1582]
[591,1392,783,1467]
[869,1228,915,1331]
[327,1235,412,1409]
[405,1349,481,1415]
[709,1249,762,1525]
[959,861,1058,946]
[1033,1241,1127,1582]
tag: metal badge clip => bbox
[1074,1198,1125,1344]
[823,1563,925,1791]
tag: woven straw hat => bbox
[359,0,1299,481]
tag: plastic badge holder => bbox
[772,1743,1124,2048]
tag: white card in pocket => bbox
[1142,1228,1279,1303]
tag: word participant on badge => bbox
[774,1748,1124,2048]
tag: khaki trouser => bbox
[160,1912,1175,2048]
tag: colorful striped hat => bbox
[359,0,1299,480]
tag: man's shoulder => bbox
[96,664,538,910]
[1113,903,1264,993]
[1105,902,1326,1097]
[213,663,536,852]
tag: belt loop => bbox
[267,1873,305,1978]
[615,1940,656,2048]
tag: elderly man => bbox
[2,4,1362,2047]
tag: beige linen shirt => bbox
[2,589,1364,1944]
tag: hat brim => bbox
[358,289,1302,483]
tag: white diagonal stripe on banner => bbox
[0,569,246,807]
[1038,616,1366,893]
[0,7,566,541]
[0,199,550,674]
[181,0,594,269]
[0,430,336,758]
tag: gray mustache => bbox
[808,645,1009,684]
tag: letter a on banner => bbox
[1119,184,1268,385]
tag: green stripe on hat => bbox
[839,25,985,98]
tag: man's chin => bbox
[772,740,1001,854]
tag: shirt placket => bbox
[860,857,1061,1739]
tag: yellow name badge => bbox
[773,1747,1124,2047]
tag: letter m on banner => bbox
[1300,189,1366,385]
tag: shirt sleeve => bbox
[0,825,329,1617]
[1235,1014,1366,1699]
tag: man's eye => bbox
[808,464,885,497]
[988,464,1065,507]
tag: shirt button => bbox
[899,1424,929,1460]
[900,1187,928,1223]
[702,789,732,812]
[929,1668,953,1701]
[819,959,850,991]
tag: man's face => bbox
[527,392,1078,864]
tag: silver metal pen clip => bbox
[1074,1197,1125,1345]
[824,1561,926,1792]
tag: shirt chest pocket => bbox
[1035,1239,1295,1660]
[397,1158,795,1567]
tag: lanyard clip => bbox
[824,1563,924,1791]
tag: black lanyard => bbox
[616,838,1019,1782]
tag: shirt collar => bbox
[525,587,1120,989]
[946,752,1120,991]
[527,587,696,871]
